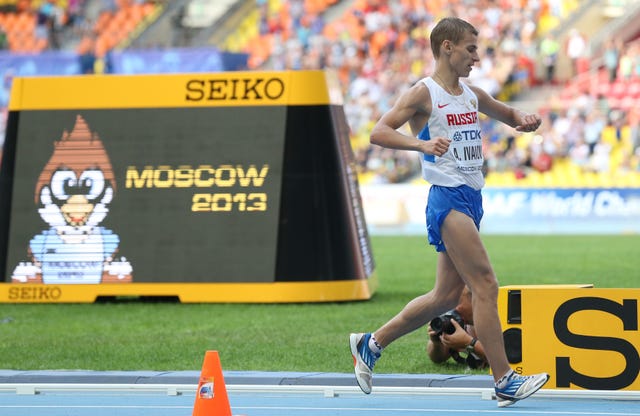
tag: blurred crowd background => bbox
[1,0,640,188]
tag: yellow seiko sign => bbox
[499,286,640,390]
[8,70,344,110]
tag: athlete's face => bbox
[450,31,480,78]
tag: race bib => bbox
[449,128,483,173]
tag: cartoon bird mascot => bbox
[12,115,132,284]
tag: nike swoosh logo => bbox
[437,103,449,108]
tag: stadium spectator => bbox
[539,33,559,84]
[66,0,84,28]
[633,43,640,79]
[569,137,591,169]
[589,141,612,174]
[171,4,190,47]
[583,109,606,155]
[0,27,7,50]
[531,148,553,173]
[37,0,64,50]
[77,37,97,73]
[630,106,640,153]
[553,108,584,152]
[609,108,626,144]
[603,37,621,83]
[468,45,501,97]
[565,28,587,78]
[618,44,635,81]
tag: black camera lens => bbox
[430,316,445,333]
[430,310,464,335]
[430,316,455,335]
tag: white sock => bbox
[368,334,383,354]
[495,369,515,388]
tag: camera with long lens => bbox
[430,309,465,335]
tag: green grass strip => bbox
[0,235,638,374]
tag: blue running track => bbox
[1,371,639,416]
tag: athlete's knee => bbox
[431,284,464,311]
[468,275,498,302]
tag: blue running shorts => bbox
[426,184,484,252]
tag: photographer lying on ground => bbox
[427,286,488,369]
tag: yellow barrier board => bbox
[499,285,640,390]
[0,276,378,303]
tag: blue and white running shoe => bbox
[349,333,380,394]
[495,371,550,407]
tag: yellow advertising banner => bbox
[8,70,343,110]
[499,286,640,390]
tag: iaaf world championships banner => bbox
[360,185,640,235]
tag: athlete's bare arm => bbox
[470,85,541,133]
[370,83,451,158]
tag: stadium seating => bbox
[521,33,640,189]
[221,0,342,69]
[0,1,160,54]
[86,1,159,57]
[1,0,639,189]
[0,9,45,52]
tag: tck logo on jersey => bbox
[451,129,481,142]
[11,115,133,284]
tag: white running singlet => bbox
[417,77,484,190]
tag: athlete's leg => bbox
[373,250,465,348]
[440,209,511,381]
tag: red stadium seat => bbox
[628,80,640,99]
[594,80,611,97]
[609,81,627,100]
[619,96,635,111]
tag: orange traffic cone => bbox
[192,351,232,416]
